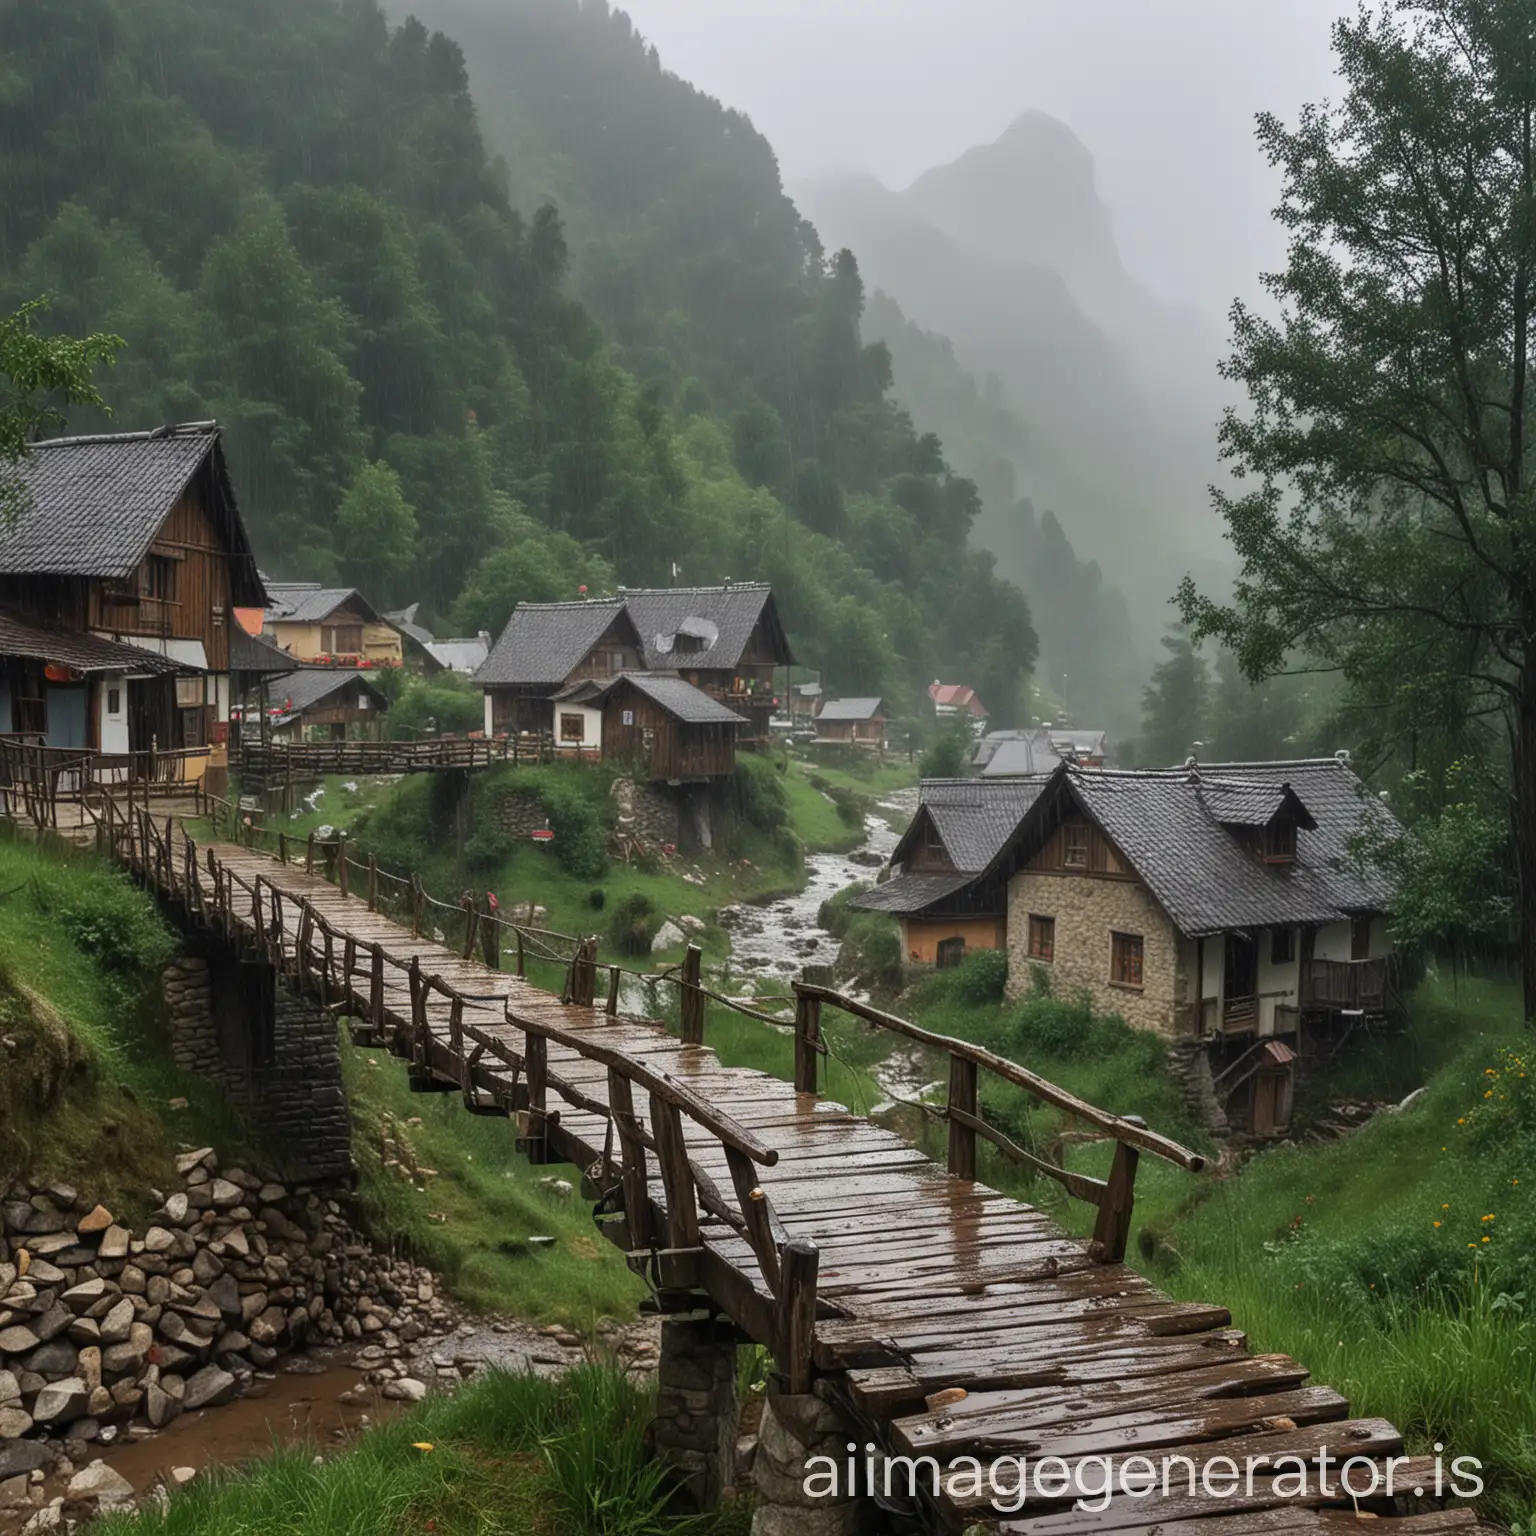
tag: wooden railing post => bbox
[370,943,384,1033]
[461,895,478,960]
[1090,1116,1144,1265]
[947,1054,979,1182]
[305,831,315,875]
[411,873,424,939]
[649,1093,700,1252]
[279,831,288,865]
[523,1032,548,1161]
[776,1239,820,1395]
[607,966,621,1016]
[367,855,378,912]
[680,943,704,1045]
[793,989,821,1095]
[337,835,349,898]
[607,1068,651,1252]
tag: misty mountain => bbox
[795,112,1230,627]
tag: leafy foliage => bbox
[1139,625,1209,768]
[919,716,975,780]
[606,891,659,957]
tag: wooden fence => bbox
[0,738,211,829]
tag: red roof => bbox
[929,682,987,715]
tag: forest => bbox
[0,0,1137,725]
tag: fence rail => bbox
[0,740,211,828]
[235,733,549,785]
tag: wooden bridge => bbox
[93,798,1477,1536]
[235,733,532,787]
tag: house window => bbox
[1027,914,1055,962]
[1110,931,1144,988]
[175,676,204,709]
[559,713,586,743]
[1262,821,1298,863]
[1063,824,1089,868]
[1272,927,1296,965]
[621,709,635,727]
[106,688,121,715]
[323,625,363,654]
[936,936,966,969]
[140,555,176,601]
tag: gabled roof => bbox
[600,672,748,726]
[893,777,1050,872]
[979,729,1065,777]
[0,423,264,604]
[0,610,189,675]
[384,604,436,649]
[424,636,490,674]
[273,667,390,720]
[229,626,300,678]
[818,697,885,722]
[475,599,637,687]
[930,682,986,714]
[848,871,975,915]
[623,584,793,671]
[987,759,1398,937]
[266,584,384,627]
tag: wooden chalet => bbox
[270,668,390,742]
[814,696,887,747]
[851,777,1047,967]
[929,681,987,723]
[0,423,265,761]
[623,583,793,744]
[384,604,489,677]
[263,584,402,669]
[476,598,644,739]
[553,672,747,781]
[982,757,1401,1136]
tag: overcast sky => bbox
[618,0,1354,317]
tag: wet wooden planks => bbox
[166,839,1452,1536]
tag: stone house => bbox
[850,777,1047,967]
[984,757,1401,1135]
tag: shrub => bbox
[839,912,903,989]
[587,888,607,911]
[808,772,865,830]
[818,881,872,939]
[462,823,515,875]
[729,753,790,834]
[608,892,660,956]
[949,949,1009,1005]
[29,867,175,975]
[387,673,485,740]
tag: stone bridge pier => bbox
[162,945,353,1183]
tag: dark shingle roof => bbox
[475,600,634,687]
[978,729,1065,777]
[623,584,791,671]
[608,673,748,725]
[229,626,300,678]
[424,637,489,674]
[850,872,974,915]
[994,759,1398,936]
[903,777,1050,871]
[0,611,189,675]
[818,697,885,722]
[266,584,383,626]
[0,424,264,603]
[273,668,390,720]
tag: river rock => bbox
[31,1377,88,1425]
[382,1377,427,1403]
[23,1259,65,1287]
[97,1227,130,1261]
[650,920,686,952]
[0,1440,50,1479]
[22,1342,76,1379]
[66,1459,134,1506]
[0,1371,18,1405]
[75,1206,114,1237]
[208,1180,242,1209]
[182,1365,237,1412]
[0,1408,31,1440]
[161,1193,189,1226]
[0,1325,44,1357]
[207,1275,241,1318]
[98,1299,134,1344]
[144,1383,180,1429]
[60,1278,106,1313]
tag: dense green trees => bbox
[1138,627,1210,768]
[2,0,1043,723]
[1178,0,1536,1014]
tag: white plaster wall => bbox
[554,702,602,751]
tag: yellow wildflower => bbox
[1432,1221,1441,1228]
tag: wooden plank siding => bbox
[602,688,736,781]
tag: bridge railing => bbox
[235,732,553,784]
[788,982,1206,1265]
[1,740,211,828]
[147,825,818,1391]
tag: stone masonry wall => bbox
[1006,872,1186,1037]
[651,1316,739,1511]
[164,957,352,1186]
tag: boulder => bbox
[66,1459,133,1507]
[208,1275,242,1318]
[382,1377,427,1403]
[208,1180,242,1210]
[651,920,687,953]
[30,1305,73,1344]
[144,1383,180,1429]
[181,1365,236,1412]
[31,1376,89,1425]
[174,1149,215,1177]
[0,1440,50,1479]
[142,1228,175,1254]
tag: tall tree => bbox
[1140,626,1209,768]
[334,460,419,607]
[0,298,121,482]
[1177,0,1536,1020]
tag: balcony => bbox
[1301,957,1400,1014]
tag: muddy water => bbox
[721,787,917,992]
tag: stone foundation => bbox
[751,1384,870,1535]
[165,955,352,1185]
[652,1316,740,1510]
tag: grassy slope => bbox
[96,1364,753,1536]
[0,831,254,1217]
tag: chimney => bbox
[1335,748,1352,765]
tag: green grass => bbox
[1139,977,1536,1528]
[96,1363,754,1536]
[0,828,257,1214]
[343,1039,643,1325]
[786,750,919,799]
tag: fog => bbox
[618,0,1353,317]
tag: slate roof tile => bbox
[475,599,633,686]
[624,584,789,671]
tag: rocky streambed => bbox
[0,1153,658,1530]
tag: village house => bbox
[814,696,887,748]
[851,777,1047,966]
[789,680,823,727]
[550,672,746,781]
[0,423,265,773]
[623,583,793,745]
[929,681,987,729]
[986,757,1400,1135]
[269,668,391,742]
[975,726,1111,776]
[384,604,490,676]
[228,625,298,750]
[475,598,645,739]
[260,584,403,669]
